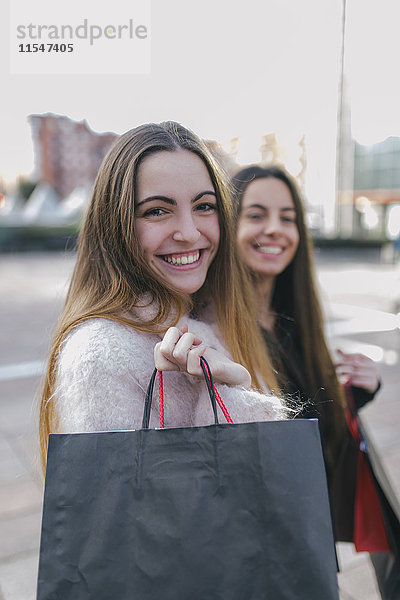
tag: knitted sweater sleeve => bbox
[53,317,287,433]
[193,382,287,426]
[54,319,152,433]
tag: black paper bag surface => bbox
[37,419,339,600]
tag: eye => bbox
[195,202,217,213]
[142,207,167,218]
[246,213,263,221]
[281,215,296,224]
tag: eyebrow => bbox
[244,203,296,212]
[135,190,216,208]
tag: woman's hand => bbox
[154,324,251,388]
[335,349,379,393]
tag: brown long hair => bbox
[232,165,346,476]
[39,122,279,471]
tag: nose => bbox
[262,215,282,236]
[172,213,201,244]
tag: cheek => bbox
[285,231,300,264]
[134,223,157,257]
[209,215,221,249]
[236,221,253,251]
[291,230,300,253]
[236,229,253,267]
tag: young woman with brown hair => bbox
[233,164,379,480]
[38,122,284,473]
[233,164,400,600]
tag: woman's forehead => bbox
[242,177,294,208]
[136,148,214,200]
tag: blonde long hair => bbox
[39,122,279,471]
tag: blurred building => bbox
[337,135,400,240]
[227,132,308,207]
[259,133,285,168]
[352,137,400,239]
[229,133,306,182]
[29,114,117,200]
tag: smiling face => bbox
[134,148,220,295]
[236,177,299,282]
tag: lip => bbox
[157,249,206,270]
[252,244,285,256]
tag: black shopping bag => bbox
[37,360,339,600]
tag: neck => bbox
[253,275,276,331]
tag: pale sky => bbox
[1,0,399,221]
[345,0,400,145]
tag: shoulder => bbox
[60,318,154,362]
[57,317,158,386]
[54,318,159,433]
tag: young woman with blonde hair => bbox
[39,122,284,473]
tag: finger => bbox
[178,324,201,345]
[186,345,206,376]
[161,326,181,346]
[172,332,200,363]
[356,356,373,367]
[336,350,365,364]
[156,327,183,370]
[351,363,374,374]
[154,341,179,371]
[335,355,356,368]
[336,349,352,360]
[349,353,368,365]
[350,372,379,389]
[336,365,356,376]
[158,327,182,356]
[335,356,366,370]
[335,361,349,368]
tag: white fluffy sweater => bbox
[54,315,286,433]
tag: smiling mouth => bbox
[254,245,284,255]
[161,250,201,266]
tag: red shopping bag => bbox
[346,386,391,552]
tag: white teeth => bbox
[257,246,283,255]
[163,251,200,266]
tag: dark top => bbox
[261,315,378,446]
[261,316,387,547]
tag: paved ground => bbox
[0,248,399,599]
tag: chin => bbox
[259,267,284,277]
[176,283,204,295]
[175,277,207,295]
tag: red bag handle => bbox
[199,358,234,425]
[158,357,233,429]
